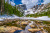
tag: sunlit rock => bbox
[28,29,41,32]
[43,31,48,33]
[28,20,31,23]
[16,21,20,24]
[39,25,44,28]
[30,25,35,28]
[13,19,17,21]
[17,28,22,30]
[0,26,5,32]
[21,22,28,25]
[9,30,15,33]
[0,26,22,33]
[0,22,3,25]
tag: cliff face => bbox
[16,4,27,10]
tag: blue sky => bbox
[10,0,22,5]
[5,0,50,9]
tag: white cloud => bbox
[43,0,50,4]
[5,0,7,2]
[21,0,38,9]
[5,0,15,6]
[21,0,50,9]
[11,1,15,6]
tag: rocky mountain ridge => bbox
[25,3,50,15]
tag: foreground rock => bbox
[28,29,41,32]
[0,26,22,33]
[16,21,20,24]
[39,25,44,28]
[42,31,48,33]
[21,21,28,25]
[28,20,31,23]
[30,25,35,28]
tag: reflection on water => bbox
[14,30,22,33]
[22,21,33,33]
[36,31,42,33]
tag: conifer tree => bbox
[1,0,4,15]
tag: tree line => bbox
[0,0,24,17]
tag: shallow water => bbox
[14,30,22,33]
[14,21,42,33]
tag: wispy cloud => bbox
[21,0,38,9]
[21,0,50,9]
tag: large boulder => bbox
[30,25,35,28]
[9,30,15,33]
[16,21,20,24]
[0,22,3,25]
[42,31,47,33]
[39,25,44,28]
[37,21,43,23]
[28,29,41,32]
[0,26,22,33]
[0,26,5,32]
[21,22,28,25]
[28,20,31,23]
[17,28,22,30]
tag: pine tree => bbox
[7,0,9,15]
[1,0,4,15]
[0,0,1,12]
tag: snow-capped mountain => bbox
[25,3,50,15]
[16,4,27,10]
